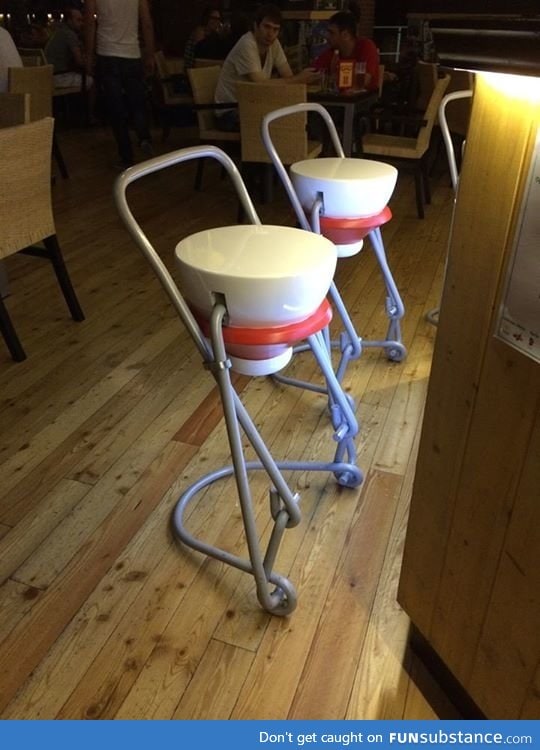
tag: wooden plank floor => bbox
[0,122,461,719]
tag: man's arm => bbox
[276,45,319,84]
[139,0,155,75]
[361,38,380,91]
[246,64,317,84]
[69,33,85,70]
[83,0,96,75]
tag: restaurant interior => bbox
[0,0,538,721]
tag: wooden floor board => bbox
[0,125,454,720]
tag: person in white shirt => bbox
[214,3,318,131]
[0,26,22,94]
[84,0,155,167]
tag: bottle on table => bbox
[329,49,339,93]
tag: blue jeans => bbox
[97,55,151,165]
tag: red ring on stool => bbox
[194,298,333,346]
[319,206,392,245]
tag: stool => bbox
[262,103,407,389]
[114,145,362,616]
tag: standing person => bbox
[84,0,155,168]
[313,11,379,93]
[0,26,22,93]
[214,3,319,132]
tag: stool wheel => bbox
[264,580,297,616]
[386,343,407,362]
[333,466,364,488]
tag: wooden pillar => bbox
[398,72,540,718]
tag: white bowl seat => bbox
[290,158,398,257]
[175,224,337,375]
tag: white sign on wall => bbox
[495,129,540,363]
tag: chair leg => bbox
[194,158,205,191]
[261,164,273,204]
[43,236,85,321]
[0,295,26,362]
[53,133,69,179]
[421,156,431,205]
[414,167,425,219]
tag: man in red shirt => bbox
[313,11,379,93]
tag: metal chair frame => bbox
[114,145,362,617]
[426,88,473,327]
[261,102,406,395]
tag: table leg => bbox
[342,102,354,157]
[0,261,9,299]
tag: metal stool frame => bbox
[426,89,473,327]
[114,145,362,617]
[262,102,406,393]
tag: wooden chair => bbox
[8,63,69,178]
[236,80,321,202]
[415,60,438,112]
[19,43,88,124]
[193,58,223,68]
[17,47,47,66]
[187,65,240,190]
[153,50,193,140]
[0,92,31,300]
[0,92,30,128]
[360,74,450,218]
[0,118,84,362]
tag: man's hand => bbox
[296,67,321,85]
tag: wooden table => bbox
[308,88,377,156]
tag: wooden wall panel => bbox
[468,414,540,717]
[397,73,540,717]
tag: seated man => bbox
[313,11,379,93]
[45,7,93,91]
[214,3,318,132]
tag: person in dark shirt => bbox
[193,11,250,62]
[45,7,93,90]
[183,5,223,69]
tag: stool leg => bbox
[171,303,362,617]
[360,227,407,362]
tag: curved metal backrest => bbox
[438,89,473,193]
[262,102,345,232]
[114,144,260,360]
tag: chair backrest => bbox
[0,92,31,128]
[416,74,451,154]
[17,47,47,66]
[154,50,187,105]
[0,117,55,258]
[8,64,53,120]
[236,81,309,164]
[193,58,223,68]
[188,65,222,134]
